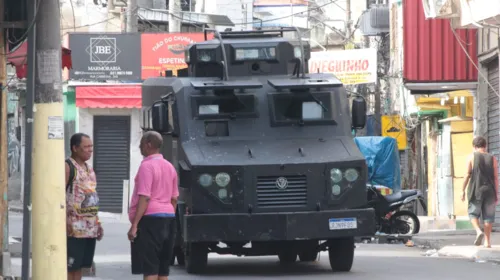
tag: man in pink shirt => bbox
[128,131,179,280]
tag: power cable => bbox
[0,0,43,56]
[145,0,340,27]
[449,21,500,97]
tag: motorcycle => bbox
[366,184,427,235]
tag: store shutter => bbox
[93,116,131,213]
[486,58,500,226]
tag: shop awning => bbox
[75,85,142,109]
[7,39,72,79]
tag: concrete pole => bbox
[0,0,10,270]
[31,0,67,278]
[169,0,181,32]
[346,0,352,43]
[127,0,138,32]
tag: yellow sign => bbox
[381,115,407,150]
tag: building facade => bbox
[390,0,481,230]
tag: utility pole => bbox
[373,0,381,136]
[169,0,181,32]
[127,0,138,32]
[21,0,37,278]
[0,0,10,273]
[31,0,67,278]
[346,0,352,44]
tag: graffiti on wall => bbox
[8,117,21,177]
[7,91,22,201]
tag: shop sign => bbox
[381,115,408,150]
[69,33,141,80]
[141,33,210,79]
[309,48,378,85]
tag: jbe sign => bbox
[69,33,141,80]
[89,37,117,64]
[95,46,113,54]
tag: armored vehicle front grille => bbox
[256,175,307,208]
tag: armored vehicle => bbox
[141,28,376,274]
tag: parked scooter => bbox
[366,184,427,235]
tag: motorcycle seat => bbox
[384,189,419,203]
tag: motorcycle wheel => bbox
[389,210,420,235]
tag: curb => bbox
[438,245,500,263]
[411,236,445,250]
[411,230,478,250]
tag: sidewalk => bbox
[411,230,500,263]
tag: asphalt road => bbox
[8,212,500,280]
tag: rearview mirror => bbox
[351,96,367,129]
[152,102,171,133]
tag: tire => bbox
[389,210,420,235]
[185,242,208,274]
[278,249,297,264]
[328,237,355,272]
[298,250,318,262]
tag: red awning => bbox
[7,39,72,79]
[75,86,142,109]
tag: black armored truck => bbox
[140,28,376,274]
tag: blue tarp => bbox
[354,136,401,192]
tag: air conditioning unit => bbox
[422,0,460,19]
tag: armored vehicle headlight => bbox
[218,188,228,199]
[332,185,341,196]
[330,168,342,183]
[215,172,231,187]
[344,168,359,182]
[199,174,213,187]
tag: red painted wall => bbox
[403,0,478,83]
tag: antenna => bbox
[292,27,307,79]
[203,28,230,81]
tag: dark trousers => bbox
[67,237,96,272]
[131,216,176,276]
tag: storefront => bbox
[486,57,500,226]
[67,82,143,214]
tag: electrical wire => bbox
[0,0,43,56]
[145,0,340,27]
[69,0,77,32]
[449,21,500,98]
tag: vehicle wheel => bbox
[298,250,318,262]
[185,242,208,274]
[278,249,297,264]
[389,210,420,235]
[328,237,355,272]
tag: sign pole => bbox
[21,0,37,278]
[0,1,10,273]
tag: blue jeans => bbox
[468,198,496,224]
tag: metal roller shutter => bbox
[486,58,500,227]
[93,116,131,213]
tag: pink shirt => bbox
[129,154,179,222]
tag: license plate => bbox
[329,218,357,230]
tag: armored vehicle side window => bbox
[191,94,258,120]
[268,91,336,126]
